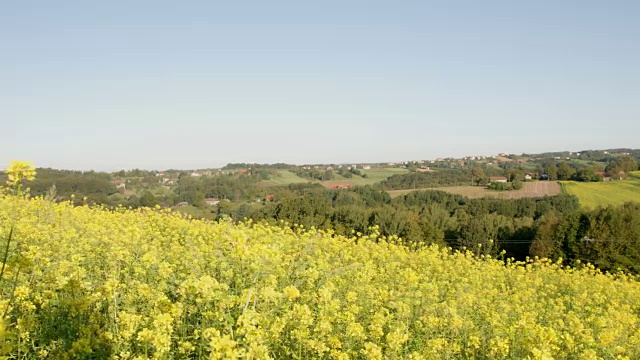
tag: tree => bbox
[557,162,575,181]
[530,212,562,259]
[488,182,509,191]
[471,167,485,186]
[605,156,638,179]
[573,168,598,182]
[139,191,157,207]
[512,180,523,190]
[323,170,335,181]
[544,163,558,181]
[508,169,524,182]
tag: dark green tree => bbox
[139,191,157,207]
[544,163,558,181]
[471,167,485,186]
[557,162,575,180]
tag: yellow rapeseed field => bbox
[1,195,640,359]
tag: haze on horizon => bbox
[1,1,639,171]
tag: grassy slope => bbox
[259,170,315,186]
[322,168,409,188]
[561,177,640,208]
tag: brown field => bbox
[388,181,562,199]
[321,180,353,188]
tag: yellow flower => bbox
[283,285,300,300]
[361,342,383,360]
[4,160,36,194]
[1,195,640,358]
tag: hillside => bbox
[322,168,409,188]
[561,177,640,208]
[258,170,311,186]
[1,195,640,358]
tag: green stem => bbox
[0,227,13,283]
[2,261,22,319]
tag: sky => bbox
[1,1,639,171]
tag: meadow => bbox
[322,168,409,188]
[1,195,640,359]
[388,181,561,199]
[259,170,311,186]
[561,178,640,208]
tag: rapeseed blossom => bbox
[4,160,36,195]
[0,194,639,358]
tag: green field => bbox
[362,167,410,181]
[260,170,315,186]
[323,168,409,187]
[576,159,606,167]
[561,178,640,208]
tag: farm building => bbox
[489,177,508,183]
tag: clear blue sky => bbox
[1,1,639,171]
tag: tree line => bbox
[215,185,640,273]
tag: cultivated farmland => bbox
[561,178,640,208]
[3,195,640,358]
[388,181,562,199]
